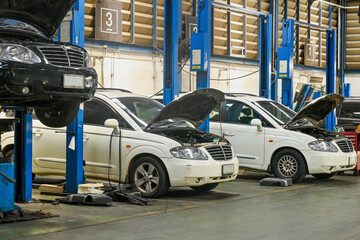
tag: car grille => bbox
[204,145,233,161]
[335,139,354,153]
[38,46,84,68]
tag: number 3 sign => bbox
[95,0,122,42]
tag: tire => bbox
[190,183,219,192]
[129,156,169,198]
[35,102,80,128]
[3,148,35,180]
[312,173,336,179]
[271,149,307,183]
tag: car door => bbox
[82,98,134,181]
[210,100,266,166]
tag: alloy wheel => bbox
[277,154,298,177]
[134,163,160,194]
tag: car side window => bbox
[225,100,272,127]
[210,105,220,122]
[84,98,132,129]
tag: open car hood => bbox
[146,88,225,129]
[0,0,76,37]
[285,93,344,128]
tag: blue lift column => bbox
[277,19,294,109]
[344,83,351,97]
[190,0,211,131]
[259,14,273,99]
[325,29,337,131]
[65,0,85,193]
[163,0,181,105]
[14,108,33,202]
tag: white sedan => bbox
[2,88,239,197]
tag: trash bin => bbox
[0,156,17,213]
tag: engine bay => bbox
[290,126,344,141]
[148,127,229,147]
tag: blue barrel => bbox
[0,162,17,213]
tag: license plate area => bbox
[63,74,85,89]
[222,164,234,176]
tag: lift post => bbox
[14,108,33,202]
[163,0,181,105]
[65,0,85,193]
[325,29,337,131]
[259,14,273,99]
[277,19,294,109]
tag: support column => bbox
[277,19,294,109]
[65,0,85,193]
[14,109,33,202]
[163,0,181,105]
[271,0,278,101]
[259,14,273,99]
[196,0,211,131]
[325,29,337,131]
[66,106,84,193]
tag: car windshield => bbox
[146,118,196,130]
[255,101,296,126]
[0,18,45,37]
[113,97,164,129]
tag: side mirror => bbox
[250,119,263,132]
[104,118,120,135]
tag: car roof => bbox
[95,88,147,99]
[225,93,273,103]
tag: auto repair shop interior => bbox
[1,0,360,239]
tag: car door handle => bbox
[223,131,235,137]
[33,130,43,136]
[83,134,89,142]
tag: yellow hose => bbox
[0,171,16,183]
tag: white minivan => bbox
[2,88,239,197]
[209,93,357,182]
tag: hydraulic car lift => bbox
[163,0,272,131]
[0,0,85,214]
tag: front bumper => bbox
[302,150,357,174]
[0,60,97,106]
[162,156,239,187]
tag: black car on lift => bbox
[0,0,97,127]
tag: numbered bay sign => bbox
[95,0,122,42]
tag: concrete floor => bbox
[1,172,360,240]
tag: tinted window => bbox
[114,97,164,129]
[84,98,131,129]
[339,101,360,119]
[225,100,271,127]
[255,101,295,125]
[209,105,220,122]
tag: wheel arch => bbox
[126,153,171,186]
[269,147,309,174]
[2,144,14,156]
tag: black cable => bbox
[98,82,105,88]
[178,58,190,74]
[150,88,163,98]
[181,69,259,81]
[118,129,122,186]
[108,129,115,189]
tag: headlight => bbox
[308,141,338,152]
[0,44,41,63]
[170,147,208,160]
[85,52,93,68]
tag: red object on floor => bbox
[343,132,360,170]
